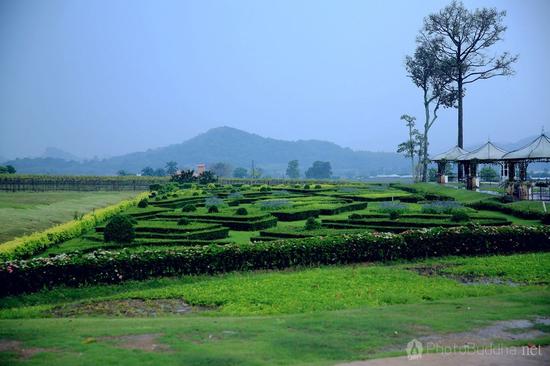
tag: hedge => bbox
[467,199,545,221]
[1,225,548,296]
[0,192,149,261]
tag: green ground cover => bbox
[0,191,139,243]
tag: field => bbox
[0,181,548,365]
[0,191,139,243]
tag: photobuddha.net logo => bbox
[406,339,423,360]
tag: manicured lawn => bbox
[0,290,548,366]
[0,191,140,243]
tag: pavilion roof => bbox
[456,141,507,161]
[430,146,469,161]
[502,133,550,160]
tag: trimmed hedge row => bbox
[130,227,229,240]
[190,216,278,231]
[467,199,545,221]
[0,192,149,261]
[1,225,548,296]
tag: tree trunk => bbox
[422,101,430,182]
[457,66,464,180]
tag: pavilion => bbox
[430,133,550,200]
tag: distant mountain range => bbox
[5,127,411,177]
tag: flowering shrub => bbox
[258,199,292,210]
[378,202,407,214]
[1,225,548,296]
[205,196,224,208]
[421,201,463,214]
[228,192,243,200]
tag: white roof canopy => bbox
[430,146,469,161]
[456,142,507,161]
[502,134,550,160]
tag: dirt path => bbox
[336,346,549,366]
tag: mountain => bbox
[6,127,410,177]
[42,147,81,162]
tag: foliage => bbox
[177,218,190,226]
[198,170,217,184]
[377,201,407,215]
[137,198,148,208]
[450,210,470,222]
[0,165,16,174]
[479,166,499,182]
[421,201,463,214]
[208,206,219,213]
[141,166,155,176]
[103,215,136,244]
[305,161,332,179]
[286,160,300,179]
[258,199,292,210]
[232,167,248,178]
[181,204,197,212]
[304,217,321,230]
[1,225,548,296]
[171,169,195,183]
[205,196,224,208]
[235,207,248,216]
[165,161,178,176]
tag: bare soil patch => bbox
[48,298,205,317]
[99,333,171,352]
[0,339,57,359]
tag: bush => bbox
[500,195,514,203]
[421,201,462,214]
[378,202,407,215]
[259,185,271,192]
[389,211,400,220]
[314,184,322,189]
[149,184,161,191]
[137,198,149,208]
[450,210,470,222]
[205,196,224,208]
[542,214,550,225]
[235,207,248,215]
[103,215,136,243]
[349,213,362,220]
[2,225,548,296]
[181,204,197,212]
[303,184,311,189]
[305,217,322,230]
[208,206,219,213]
[177,218,190,226]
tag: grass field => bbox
[0,191,139,243]
[0,253,548,365]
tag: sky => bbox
[0,0,549,160]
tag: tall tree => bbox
[422,0,518,177]
[286,160,300,179]
[397,115,421,182]
[141,166,154,176]
[165,161,178,175]
[405,40,456,182]
[305,161,332,179]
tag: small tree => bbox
[304,217,321,230]
[397,115,422,182]
[210,162,233,177]
[6,165,16,174]
[233,167,248,178]
[171,169,195,183]
[104,215,135,243]
[479,166,499,182]
[305,161,332,179]
[286,160,300,179]
[165,161,178,175]
[198,170,217,184]
[153,168,166,177]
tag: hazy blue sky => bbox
[0,0,548,159]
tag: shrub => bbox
[177,218,190,226]
[303,184,311,189]
[258,199,292,210]
[451,210,470,222]
[149,184,161,191]
[500,195,514,203]
[272,190,289,196]
[2,225,548,296]
[542,214,550,225]
[103,215,135,243]
[349,213,362,220]
[137,198,149,208]
[181,204,197,212]
[259,185,271,192]
[314,184,322,189]
[228,192,244,200]
[192,192,199,196]
[421,201,462,214]
[378,201,407,215]
[235,207,248,216]
[181,183,192,189]
[205,196,224,208]
[208,206,220,213]
[305,217,322,230]
[389,211,400,220]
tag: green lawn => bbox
[0,191,140,243]
[0,257,548,366]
